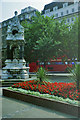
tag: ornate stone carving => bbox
[2,11,29,80]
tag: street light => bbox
[77,3,80,93]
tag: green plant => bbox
[71,64,80,91]
[37,67,47,82]
[72,64,80,81]
[65,66,72,73]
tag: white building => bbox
[42,1,80,24]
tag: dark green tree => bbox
[22,11,70,65]
[60,17,78,61]
[67,17,78,60]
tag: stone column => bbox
[10,47,14,60]
[7,45,10,59]
[19,45,24,59]
[22,46,24,59]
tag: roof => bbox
[42,2,74,14]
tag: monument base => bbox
[1,59,29,80]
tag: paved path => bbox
[0,87,77,119]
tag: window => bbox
[59,20,61,23]
[48,67,53,70]
[0,24,1,28]
[20,16,23,20]
[56,13,58,17]
[63,3,68,8]
[53,6,58,11]
[78,6,80,10]
[61,12,63,16]
[30,12,34,17]
[51,62,64,65]
[72,8,74,12]
[65,62,68,65]
[45,9,50,14]
[39,62,44,65]
[58,62,64,65]
[47,62,51,65]
[71,17,74,21]
[25,14,29,19]
[67,18,70,22]
[74,0,79,3]
[4,22,6,26]
[9,20,11,25]
[64,20,66,23]
[66,10,69,14]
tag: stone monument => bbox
[2,11,29,80]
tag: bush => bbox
[37,67,47,82]
[71,64,80,91]
[72,64,80,81]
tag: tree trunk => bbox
[44,61,46,68]
[40,78,42,82]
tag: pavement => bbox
[29,72,73,76]
[0,87,78,119]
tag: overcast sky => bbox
[0,0,53,22]
[0,0,78,22]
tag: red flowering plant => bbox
[12,80,80,101]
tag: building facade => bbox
[0,6,38,66]
[42,1,80,24]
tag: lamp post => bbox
[77,4,80,92]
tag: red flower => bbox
[12,80,80,101]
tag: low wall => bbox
[3,88,80,117]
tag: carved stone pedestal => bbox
[2,59,29,80]
[2,11,30,80]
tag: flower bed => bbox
[12,80,80,101]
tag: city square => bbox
[0,0,80,119]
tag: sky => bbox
[0,0,78,22]
[0,0,54,22]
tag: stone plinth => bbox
[2,59,29,79]
[2,11,30,80]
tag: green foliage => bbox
[72,64,80,82]
[21,11,69,63]
[62,17,78,60]
[22,12,79,63]
[65,66,73,73]
[37,67,47,82]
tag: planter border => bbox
[3,88,80,117]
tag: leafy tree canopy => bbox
[22,11,78,63]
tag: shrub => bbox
[36,67,47,82]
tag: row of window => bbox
[45,7,75,14]
[54,8,75,18]
[39,61,73,65]
[1,12,36,28]
[59,17,75,24]
[1,16,27,27]
[46,3,69,13]
[67,17,74,23]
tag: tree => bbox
[61,16,79,91]
[60,17,78,61]
[22,11,69,65]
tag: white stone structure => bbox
[1,11,29,80]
